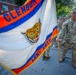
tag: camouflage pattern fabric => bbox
[43,47,51,57]
[58,20,76,67]
[72,43,76,67]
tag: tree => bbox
[15,0,27,6]
[56,0,75,18]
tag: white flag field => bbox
[0,0,58,75]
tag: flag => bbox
[0,0,58,75]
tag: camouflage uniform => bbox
[57,16,67,31]
[58,19,76,67]
[42,46,51,60]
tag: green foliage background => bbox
[15,0,27,6]
[56,0,75,18]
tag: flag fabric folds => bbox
[0,0,58,75]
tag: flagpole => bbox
[56,41,62,62]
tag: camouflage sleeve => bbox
[57,23,67,39]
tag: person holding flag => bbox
[56,8,76,68]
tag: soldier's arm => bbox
[57,23,67,39]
